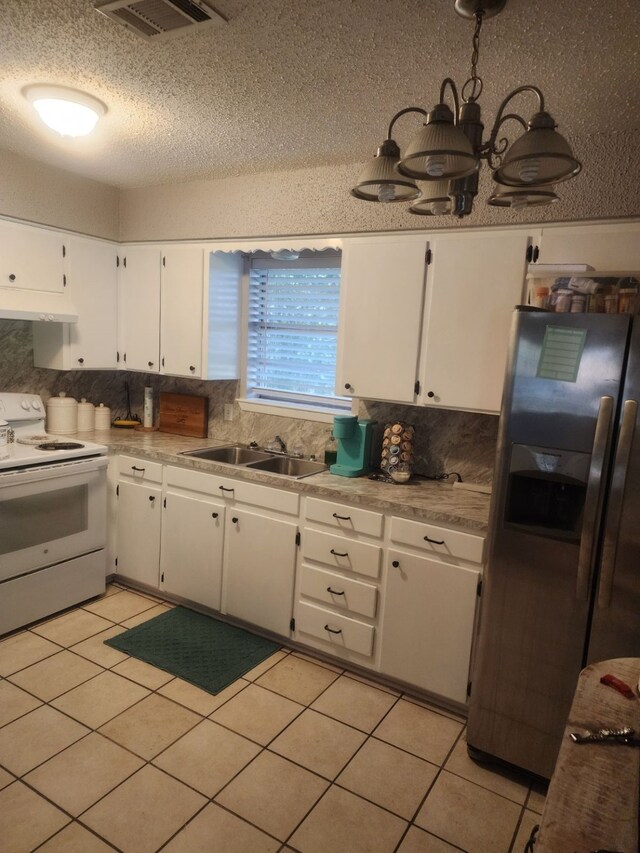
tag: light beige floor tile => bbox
[415,770,521,853]
[444,736,529,804]
[25,731,144,816]
[99,693,200,759]
[201,678,251,713]
[8,650,102,701]
[311,674,398,732]
[337,737,438,819]
[83,764,206,853]
[0,705,89,775]
[513,809,541,852]
[37,821,116,852]
[70,625,128,668]
[256,654,340,704]
[0,781,69,852]
[210,683,304,745]
[83,589,158,622]
[290,784,407,853]
[52,670,149,728]
[154,719,260,797]
[0,631,61,676]
[163,802,280,853]
[120,603,172,628]
[111,656,174,689]
[0,678,42,726]
[374,699,463,765]
[215,750,328,841]
[31,609,115,647]
[397,825,461,852]
[158,675,237,715]
[103,583,123,597]
[527,780,548,814]
[242,650,288,681]
[270,708,366,779]
[290,649,344,673]
[343,670,402,696]
[0,766,14,790]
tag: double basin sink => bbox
[180,444,327,480]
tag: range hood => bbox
[0,288,78,323]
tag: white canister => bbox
[143,387,153,429]
[77,398,96,432]
[0,419,9,449]
[94,403,112,430]
[46,392,78,435]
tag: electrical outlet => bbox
[223,403,234,422]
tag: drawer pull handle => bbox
[219,486,235,494]
[131,466,145,472]
[332,513,351,521]
[324,624,342,634]
[424,535,445,545]
[326,586,345,596]
[330,549,349,557]
[211,512,218,519]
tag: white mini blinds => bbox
[247,256,347,409]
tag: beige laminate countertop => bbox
[87,429,491,533]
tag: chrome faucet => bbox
[274,435,287,453]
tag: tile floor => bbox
[0,583,547,853]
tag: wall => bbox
[0,149,119,240]
[0,320,498,483]
[119,127,640,242]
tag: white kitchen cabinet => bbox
[224,507,298,637]
[336,236,430,403]
[419,229,537,413]
[160,490,225,611]
[161,246,205,378]
[538,222,640,270]
[0,219,66,293]
[116,479,162,587]
[118,246,161,372]
[33,236,118,370]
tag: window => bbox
[243,252,349,416]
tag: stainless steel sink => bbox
[180,445,274,464]
[246,456,328,479]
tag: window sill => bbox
[237,397,357,424]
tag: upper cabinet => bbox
[419,230,537,414]
[118,246,162,373]
[336,236,429,403]
[0,219,66,293]
[537,222,640,269]
[160,246,205,378]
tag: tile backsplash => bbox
[0,319,498,483]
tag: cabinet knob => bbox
[211,512,218,519]
[78,358,84,365]
[189,365,196,373]
[232,516,239,525]
[392,560,400,568]
[344,383,352,391]
[148,361,154,368]
[149,495,155,503]
[427,391,435,398]
[8,274,16,282]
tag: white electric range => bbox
[0,392,109,636]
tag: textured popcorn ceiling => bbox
[0,0,638,189]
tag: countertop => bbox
[88,428,491,532]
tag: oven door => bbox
[0,456,107,581]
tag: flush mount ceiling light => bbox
[351,0,581,217]
[23,85,107,137]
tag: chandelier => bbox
[350,0,581,218]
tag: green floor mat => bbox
[105,606,280,695]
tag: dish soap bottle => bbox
[323,433,338,465]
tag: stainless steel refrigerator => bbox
[467,306,640,779]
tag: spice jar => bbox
[555,289,573,313]
[532,286,549,309]
[604,293,619,314]
[570,294,587,313]
[619,288,637,315]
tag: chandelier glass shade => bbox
[350,1,581,218]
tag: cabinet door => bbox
[336,238,429,402]
[68,236,118,369]
[380,549,480,704]
[119,246,161,372]
[224,507,297,636]
[161,247,205,378]
[116,481,161,587]
[160,492,224,610]
[420,230,534,413]
[0,220,66,293]
[538,223,640,269]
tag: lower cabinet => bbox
[160,491,225,611]
[116,479,162,587]
[224,507,298,637]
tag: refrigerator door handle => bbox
[598,398,637,609]
[576,395,614,601]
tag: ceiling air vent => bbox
[94,0,227,40]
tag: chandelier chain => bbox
[470,11,483,83]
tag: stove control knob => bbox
[20,400,30,410]
[31,400,41,410]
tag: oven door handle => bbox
[0,455,108,487]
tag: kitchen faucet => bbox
[274,435,287,453]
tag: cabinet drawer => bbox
[299,564,378,618]
[305,497,383,538]
[296,601,374,657]
[390,516,484,564]
[166,465,299,515]
[302,528,382,579]
[118,455,163,484]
